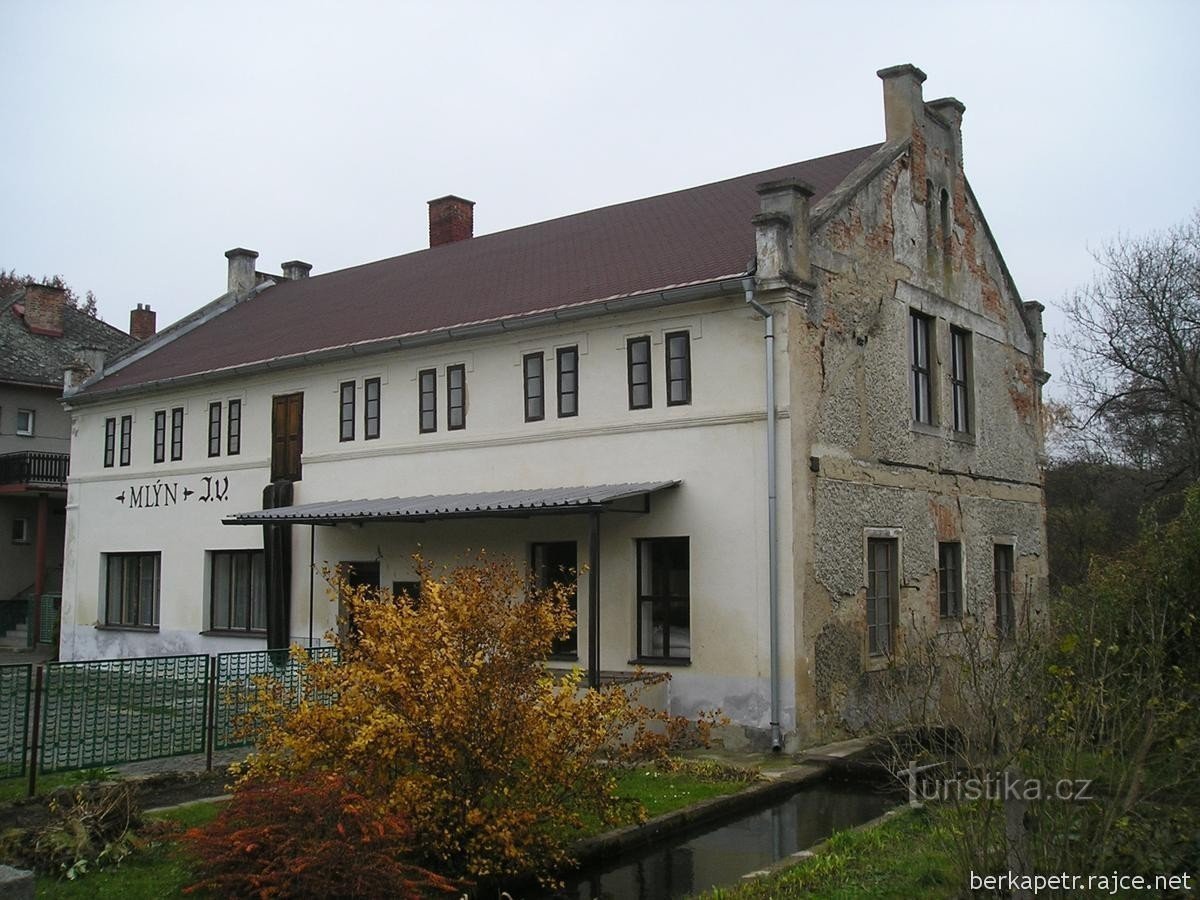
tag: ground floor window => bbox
[938,541,962,618]
[995,544,1015,638]
[532,541,577,656]
[867,537,898,656]
[104,552,160,628]
[210,549,266,632]
[637,537,690,660]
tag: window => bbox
[153,411,166,463]
[523,353,545,422]
[637,537,690,660]
[392,581,421,606]
[104,418,116,468]
[15,409,34,437]
[11,519,29,544]
[419,369,437,433]
[119,415,133,467]
[995,544,1015,638]
[209,550,266,633]
[271,393,303,481]
[557,346,578,418]
[227,400,241,455]
[910,310,933,425]
[104,552,160,628]
[364,378,380,440]
[532,541,577,656]
[339,381,356,442]
[208,402,222,457]
[938,541,962,618]
[867,537,898,656]
[950,327,971,433]
[665,331,692,406]
[925,179,937,270]
[627,336,652,409]
[940,188,952,282]
[170,407,184,461]
[447,364,466,430]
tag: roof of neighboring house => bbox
[0,292,138,390]
[85,143,883,396]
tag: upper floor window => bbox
[208,402,222,457]
[104,418,116,468]
[909,310,933,425]
[627,336,652,410]
[938,541,962,618]
[119,415,133,467]
[557,346,578,418]
[447,364,466,430]
[995,544,1015,639]
[419,369,437,433]
[940,188,952,282]
[950,327,972,434]
[867,537,898,656]
[170,407,184,461]
[15,409,34,437]
[209,549,266,633]
[364,378,381,440]
[665,331,692,406]
[104,551,160,628]
[153,411,166,463]
[523,352,545,422]
[227,400,242,455]
[339,381,356,442]
[636,537,690,661]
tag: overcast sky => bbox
[3,1,1198,394]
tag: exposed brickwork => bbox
[22,283,65,336]
[428,196,475,247]
[129,304,157,341]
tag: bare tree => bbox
[1061,209,1200,490]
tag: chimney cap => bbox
[224,247,260,260]
[756,177,816,198]
[877,63,927,83]
[927,96,966,115]
[428,195,475,207]
[25,281,67,293]
[281,259,313,271]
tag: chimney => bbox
[63,346,107,393]
[877,64,927,143]
[927,97,966,168]
[281,260,313,280]
[22,282,66,337]
[225,248,259,295]
[129,303,157,340]
[753,178,814,289]
[428,196,475,247]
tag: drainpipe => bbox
[743,276,782,752]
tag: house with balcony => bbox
[59,64,1049,747]
[0,284,142,649]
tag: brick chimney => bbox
[129,303,157,340]
[281,260,313,280]
[22,283,66,336]
[877,64,927,143]
[428,196,475,247]
[225,248,259,295]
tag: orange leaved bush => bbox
[234,554,685,881]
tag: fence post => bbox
[206,656,216,772]
[27,665,43,798]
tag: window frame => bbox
[635,536,691,661]
[364,378,381,440]
[556,346,578,418]
[208,402,222,457]
[665,330,692,406]
[227,399,241,455]
[270,392,304,482]
[909,310,934,425]
[950,327,972,434]
[418,369,437,434]
[627,336,652,410]
[995,544,1016,638]
[938,541,963,619]
[103,551,161,629]
[15,409,34,437]
[339,380,356,442]
[170,407,184,461]
[446,364,466,431]
[11,518,29,544]
[866,537,899,656]
[153,410,166,464]
[103,417,116,468]
[208,549,267,634]
[523,352,545,423]
[531,541,578,657]
[119,415,133,467]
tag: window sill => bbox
[910,421,941,438]
[95,624,159,633]
[201,630,268,639]
[548,653,579,662]
[949,431,976,447]
[627,657,691,667]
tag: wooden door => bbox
[271,393,303,481]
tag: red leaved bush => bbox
[182,774,457,898]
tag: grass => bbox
[613,765,749,819]
[697,805,959,900]
[0,769,119,804]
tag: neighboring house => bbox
[0,284,143,648]
[60,64,1048,747]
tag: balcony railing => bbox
[0,451,70,486]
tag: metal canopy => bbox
[222,481,679,526]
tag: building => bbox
[59,64,1048,748]
[0,284,142,648]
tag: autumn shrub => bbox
[236,554,705,882]
[183,773,455,898]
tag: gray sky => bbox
[3,1,1198,393]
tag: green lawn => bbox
[613,765,749,819]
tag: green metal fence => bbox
[38,594,61,645]
[0,665,32,778]
[213,647,340,750]
[39,655,210,773]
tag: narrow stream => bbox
[530,777,899,900]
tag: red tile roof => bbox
[91,144,882,393]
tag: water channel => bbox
[529,775,900,900]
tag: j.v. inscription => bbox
[116,475,230,509]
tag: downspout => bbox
[743,275,782,752]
